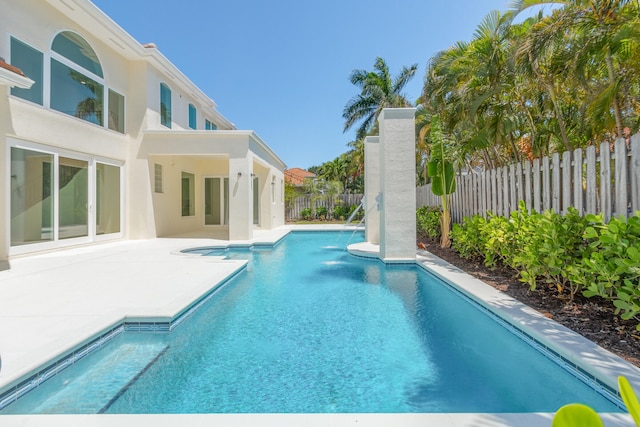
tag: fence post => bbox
[533,158,541,212]
[573,148,584,216]
[614,138,628,219]
[523,160,531,211]
[562,151,572,215]
[585,145,597,215]
[542,156,551,211]
[600,141,612,222]
[632,134,640,213]
[552,153,561,213]
[509,164,517,213]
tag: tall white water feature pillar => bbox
[364,136,380,245]
[378,108,416,262]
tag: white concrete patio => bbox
[0,225,635,426]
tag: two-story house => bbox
[0,0,286,268]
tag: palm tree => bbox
[343,57,418,140]
[511,0,640,139]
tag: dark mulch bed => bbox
[418,239,640,368]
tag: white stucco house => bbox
[0,0,287,268]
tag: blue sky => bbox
[92,0,541,169]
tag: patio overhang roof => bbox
[140,130,287,171]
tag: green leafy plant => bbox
[451,214,487,260]
[552,403,604,427]
[427,116,456,248]
[332,205,348,221]
[513,206,588,299]
[619,376,640,426]
[416,206,442,242]
[299,208,312,221]
[316,206,328,220]
[578,213,640,328]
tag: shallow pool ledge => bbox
[347,242,416,264]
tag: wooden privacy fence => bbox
[287,193,364,220]
[417,135,640,224]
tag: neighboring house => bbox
[0,0,286,267]
[284,168,316,187]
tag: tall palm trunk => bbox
[529,51,572,152]
[605,47,624,138]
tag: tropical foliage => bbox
[343,57,418,141]
[449,206,640,328]
[418,0,640,174]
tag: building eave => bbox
[141,130,286,171]
[0,67,34,89]
[44,0,233,118]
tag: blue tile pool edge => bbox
[415,254,628,411]
[0,264,248,412]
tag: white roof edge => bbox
[0,68,34,89]
[249,131,287,171]
[49,0,235,122]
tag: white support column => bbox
[228,155,253,240]
[378,108,416,262]
[364,136,380,244]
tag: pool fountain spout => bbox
[347,108,417,263]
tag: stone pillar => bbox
[378,108,416,262]
[228,155,253,240]
[364,136,380,244]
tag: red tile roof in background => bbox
[0,59,25,77]
[284,168,316,186]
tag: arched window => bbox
[50,31,104,125]
[52,31,103,77]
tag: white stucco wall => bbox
[0,0,286,262]
[364,136,380,244]
[378,108,416,261]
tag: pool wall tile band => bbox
[0,324,125,410]
[415,263,626,411]
[0,266,246,412]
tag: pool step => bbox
[7,340,168,414]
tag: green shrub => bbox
[512,206,588,298]
[316,206,328,220]
[332,205,348,221]
[416,206,442,242]
[346,204,364,221]
[451,214,487,260]
[300,208,312,221]
[577,213,640,328]
[450,205,640,329]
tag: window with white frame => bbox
[188,103,197,129]
[154,163,163,193]
[10,37,43,105]
[50,31,104,126]
[205,119,217,130]
[181,172,195,216]
[160,83,171,128]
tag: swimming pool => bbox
[0,231,622,414]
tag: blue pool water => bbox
[1,231,621,413]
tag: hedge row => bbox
[419,202,640,329]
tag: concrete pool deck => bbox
[0,225,636,426]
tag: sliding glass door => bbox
[10,145,123,253]
[204,177,229,226]
[10,148,54,246]
[58,157,88,239]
